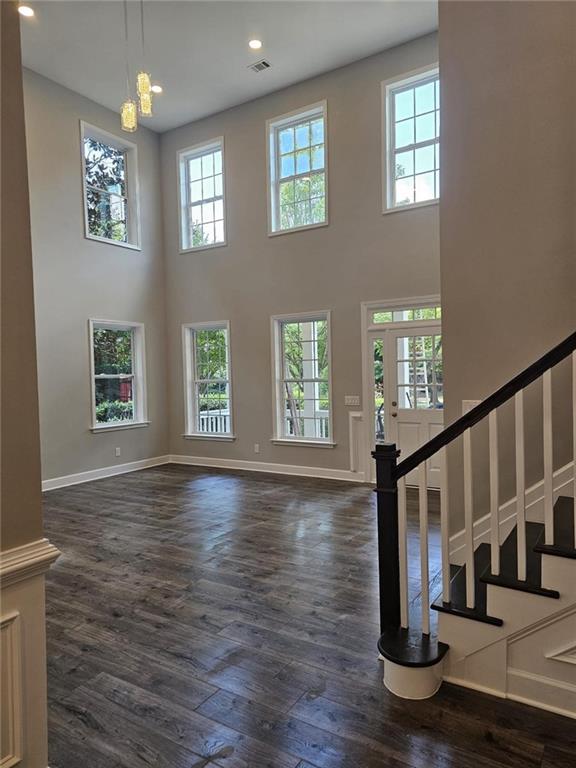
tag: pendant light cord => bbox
[140,0,146,68]
[124,0,131,97]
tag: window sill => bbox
[179,241,227,255]
[183,433,236,442]
[85,233,141,251]
[268,220,329,238]
[383,200,438,216]
[91,421,150,433]
[271,438,336,448]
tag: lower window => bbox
[272,312,332,442]
[182,322,233,437]
[89,320,147,428]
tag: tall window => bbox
[267,102,327,234]
[384,69,440,210]
[89,321,147,429]
[182,323,233,437]
[179,139,226,251]
[81,122,140,248]
[272,313,332,443]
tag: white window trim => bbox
[381,64,439,215]
[177,137,227,254]
[182,320,235,439]
[266,100,329,237]
[88,319,148,431]
[270,310,334,445]
[80,121,142,250]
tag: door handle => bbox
[391,412,398,418]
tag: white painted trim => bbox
[0,612,22,768]
[442,675,506,699]
[181,320,234,439]
[266,99,328,235]
[80,120,141,249]
[270,310,334,445]
[0,540,60,587]
[507,668,576,721]
[381,64,439,213]
[183,434,236,442]
[177,136,227,253]
[169,454,365,483]
[271,439,336,448]
[449,460,574,564]
[88,318,148,431]
[348,411,365,475]
[42,455,171,492]
[90,421,150,433]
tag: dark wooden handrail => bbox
[395,330,576,480]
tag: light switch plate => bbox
[345,395,361,407]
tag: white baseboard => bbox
[41,455,171,491]
[507,667,576,720]
[42,452,366,491]
[450,461,574,564]
[169,454,366,483]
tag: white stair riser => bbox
[541,554,576,593]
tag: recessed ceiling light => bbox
[151,84,163,94]
[18,4,35,16]
[249,39,263,51]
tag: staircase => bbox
[373,331,576,718]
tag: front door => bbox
[369,324,444,486]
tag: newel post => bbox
[372,442,401,634]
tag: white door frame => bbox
[360,295,442,483]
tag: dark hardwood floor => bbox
[44,464,575,767]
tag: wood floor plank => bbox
[44,464,575,767]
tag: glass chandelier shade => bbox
[138,91,153,117]
[137,71,152,96]
[120,98,138,132]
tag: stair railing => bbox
[373,330,576,639]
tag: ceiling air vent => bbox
[248,59,271,73]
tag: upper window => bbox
[89,320,147,429]
[81,122,140,248]
[384,69,440,211]
[178,139,226,252]
[267,102,327,234]
[182,323,233,438]
[372,305,441,324]
[272,313,332,443]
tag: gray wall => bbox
[161,34,439,471]
[24,70,169,481]
[1,3,43,549]
[439,1,576,530]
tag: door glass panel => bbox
[395,333,443,410]
[373,339,385,441]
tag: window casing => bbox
[81,122,140,248]
[178,138,226,252]
[384,68,440,211]
[89,320,147,429]
[272,312,332,443]
[182,322,233,438]
[267,102,328,234]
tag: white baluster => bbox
[543,369,554,545]
[398,477,409,629]
[489,410,500,575]
[515,390,527,581]
[573,352,576,548]
[463,428,475,609]
[419,463,430,635]
[440,448,450,603]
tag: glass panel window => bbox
[184,324,232,435]
[179,139,226,250]
[274,314,331,441]
[269,104,327,233]
[372,306,441,324]
[395,334,443,410]
[386,69,440,209]
[83,129,138,246]
[91,322,146,427]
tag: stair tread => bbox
[431,543,504,626]
[378,625,449,668]
[534,495,576,559]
